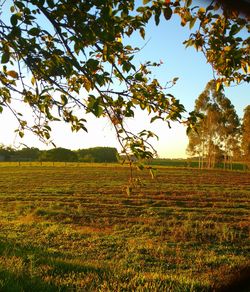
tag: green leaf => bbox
[86,59,99,71]
[84,79,92,92]
[10,14,18,26]
[189,18,196,29]
[186,0,192,7]
[46,0,55,8]
[172,77,179,84]
[1,52,10,64]
[150,116,162,123]
[92,104,103,117]
[31,76,36,85]
[143,0,151,4]
[102,44,108,61]
[88,97,103,117]
[230,24,242,36]
[61,94,68,106]
[163,6,172,21]
[139,28,145,39]
[10,26,21,38]
[44,125,51,131]
[154,13,160,25]
[14,1,25,9]
[122,61,132,72]
[44,131,50,139]
[28,27,40,36]
[19,131,24,138]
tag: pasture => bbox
[0,165,249,291]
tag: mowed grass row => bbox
[0,166,249,291]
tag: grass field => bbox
[0,165,249,291]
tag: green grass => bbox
[0,165,249,291]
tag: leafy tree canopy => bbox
[0,0,249,160]
[40,147,78,161]
[187,80,241,168]
[0,145,118,162]
[76,147,118,162]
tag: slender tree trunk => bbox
[212,144,215,168]
[201,141,204,169]
[208,140,212,168]
[230,154,233,170]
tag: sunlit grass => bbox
[0,166,249,291]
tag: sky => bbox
[0,3,249,158]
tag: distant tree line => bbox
[187,80,250,169]
[0,146,118,163]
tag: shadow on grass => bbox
[0,239,107,291]
[0,269,59,292]
[1,239,249,291]
[215,265,250,292]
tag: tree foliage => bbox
[76,147,118,162]
[0,145,118,162]
[39,147,78,161]
[0,0,249,159]
[187,80,241,168]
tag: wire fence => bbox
[0,161,121,167]
[0,161,248,171]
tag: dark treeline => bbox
[0,146,118,163]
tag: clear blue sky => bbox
[0,7,249,158]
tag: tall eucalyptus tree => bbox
[187,80,240,168]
